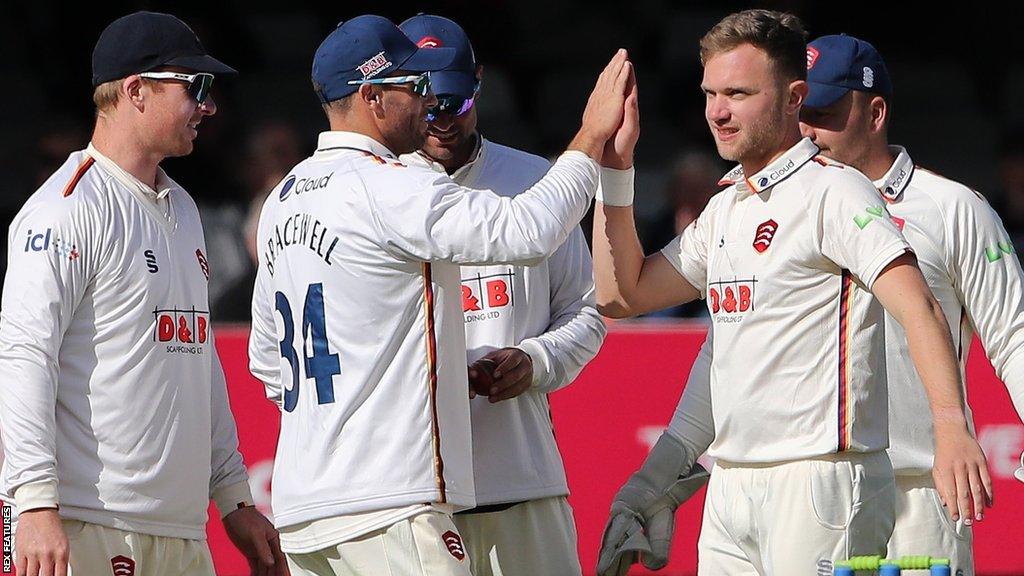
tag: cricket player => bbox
[797,34,1024,574]
[592,10,991,575]
[247,15,633,575]
[397,15,607,575]
[0,11,283,576]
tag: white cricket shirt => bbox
[669,146,1024,477]
[0,146,251,539]
[248,132,598,534]
[402,138,607,506]
[661,138,910,463]
[877,147,1024,474]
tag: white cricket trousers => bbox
[285,510,472,576]
[698,451,896,576]
[60,519,214,575]
[453,496,581,576]
[887,474,973,576]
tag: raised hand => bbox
[602,63,639,169]
[569,49,634,160]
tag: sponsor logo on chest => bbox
[152,306,209,354]
[462,269,515,324]
[708,277,758,323]
[752,219,779,253]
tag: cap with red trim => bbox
[805,34,892,109]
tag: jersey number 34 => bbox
[275,283,341,412]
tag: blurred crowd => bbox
[3,2,1023,322]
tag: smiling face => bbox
[421,96,478,172]
[373,75,439,156]
[701,44,794,167]
[137,66,217,158]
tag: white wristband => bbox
[596,167,635,207]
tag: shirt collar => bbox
[402,133,486,184]
[449,133,484,182]
[316,131,397,159]
[717,137,820,198]
[86,142,175,200]
[874,145,915,202]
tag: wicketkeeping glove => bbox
[596,432,710,576]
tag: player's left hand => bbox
[477,347,533,403]
[932,420,993,525]
[223,506,290,576]
[601,62,639,170]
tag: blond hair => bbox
[699,9,808,82]
[92,79,122,113]
[92,76,164,114]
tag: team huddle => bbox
[1,7,1022,576]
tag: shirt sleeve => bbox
[248,209,284,409]
[659,200,714,297]
[946,190,1024,421]
[0,198,96,510]
[515,226,607,394]
[208,328,254,516]
[815,172,911,289]
[666,331,716,456]
[369,152,599,266]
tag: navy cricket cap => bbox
[805,34,893,109]
[399,15,477,99]
[312,15,457,103]
[92,11,236,86]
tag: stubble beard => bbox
[717,107,786,166]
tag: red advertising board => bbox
[205,323,1024,575]
[3,323,1021,574]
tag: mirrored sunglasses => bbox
[347,72,432,98]
[138,71,215,104]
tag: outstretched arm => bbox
[873,254,992,523]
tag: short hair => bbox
[321,95,353,115]
[92,76,164,114]
[92,79,121,113]
[314,77,356,115]
[699,9,808,82]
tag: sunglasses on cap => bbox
[426,80,481,123]
[348,72,432,98]
[138,71,215,104]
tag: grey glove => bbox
[595,510,652,576]
[596,433,710,575]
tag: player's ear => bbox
[788,79,808,115]
[359,84,385,116]
[870,95,889,134]
[122,75,145,112]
